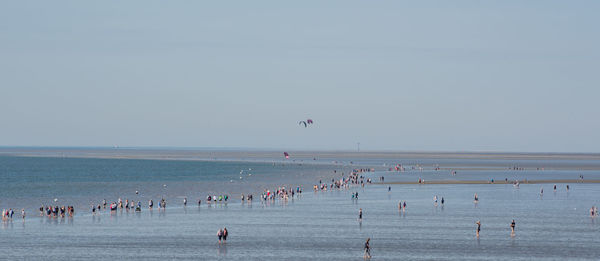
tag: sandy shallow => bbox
[382,179,600,185]
[1,182,599,260]
[0,149,599,260]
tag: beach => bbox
[0,148,599,260]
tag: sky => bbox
[1,1,599,152]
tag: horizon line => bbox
[0,145,598,155]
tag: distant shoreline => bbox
[1,147,599,160]
[3,147,600,171]
[379,179,600,185]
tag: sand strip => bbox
[379,179,600,185]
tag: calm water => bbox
[0,156,341,211]
[1,155,599,260]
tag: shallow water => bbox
[380,169,600,183]
[1,154,599,260]
[1,183,599,260]
[0,156,341,211]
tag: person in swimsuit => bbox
[222,227,228,243]
[510,219,516,235]
[363,238,371,259]
[217,229,223,244]
[359,208,363,221]
[476,220,481,237]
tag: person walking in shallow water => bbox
[476,220,481,237]
[510,219,516,236]
[363,238,371,259]
[359,208,363,221]
[217,229,223,244]
[222,227,228,244]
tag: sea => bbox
[0,149,599,260]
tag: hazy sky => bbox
[1,1,599,152]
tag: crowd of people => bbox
[2,162,597,260]
[2,208,25,220]
[40,205,74,218]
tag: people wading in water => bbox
[363,238,371,259]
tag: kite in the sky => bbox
[299,119,314,128]
[284,152,289,159]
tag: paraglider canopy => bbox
[299,119,314,127]
[283,152,289,159]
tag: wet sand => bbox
[380,179,600,185]
[2,147,600,170]
[1,149,599,260]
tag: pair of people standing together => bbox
[217,227,228,244]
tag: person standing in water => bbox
[183,197,187,206]
[474,193,479,202]
[222,227,228,243]
[363,238,371,259]
[217,229,223,244]
[476,220,481,237]
[21,209,25,220]
[359,208,363,221]
[510,219,516,236]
